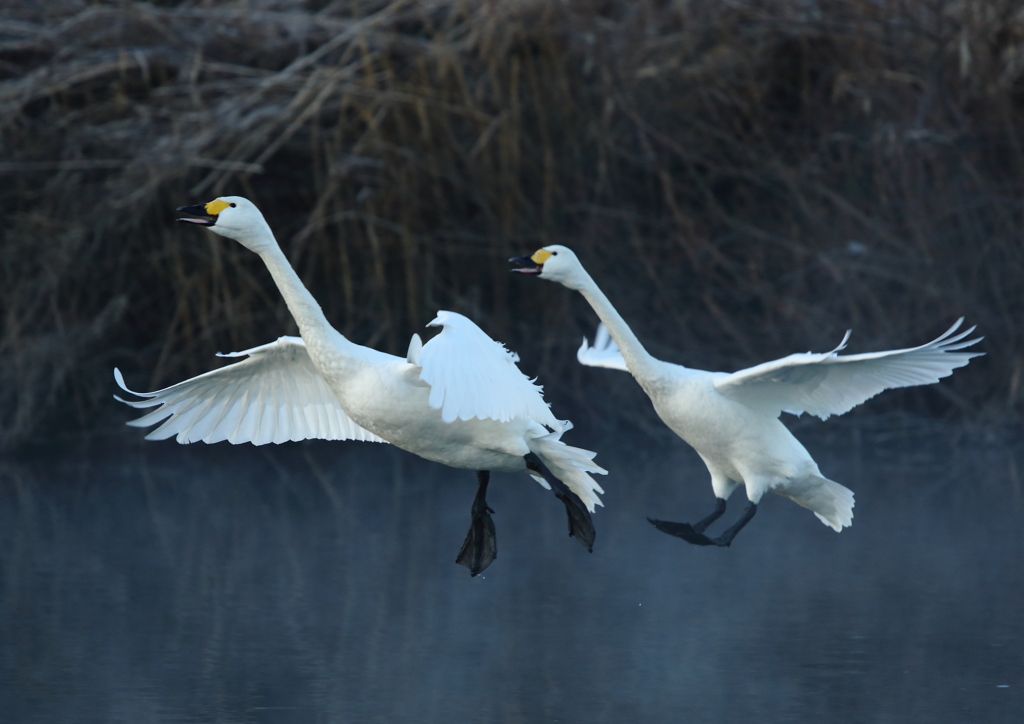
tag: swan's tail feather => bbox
[779,475,854,532]
[527,422,607,512]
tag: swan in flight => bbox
[114,198,606,576]
[510,245,982,547]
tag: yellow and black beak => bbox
[176,198,231,227]
[509,248,552,275]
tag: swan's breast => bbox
[653,377,767,452]
[326,361,533,471]
[653,376,817,481]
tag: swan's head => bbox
[176,196,276,253]
[509,245,588,289]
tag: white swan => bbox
[114,198,607,575]
[511,245,982,547]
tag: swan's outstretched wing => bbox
[417,311,562,427]
[577,324,629,371]
[114,336,387,445]
[713,319,983,420]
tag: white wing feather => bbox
[577,323,629,371]
[417,311,561,427]
[114,336,387,445]
[406,333,423,365]
[713,319,983,420]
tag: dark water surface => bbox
[2,421,1022,723]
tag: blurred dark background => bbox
[2,0,1023,450]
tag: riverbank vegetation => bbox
[2,0,1022,448]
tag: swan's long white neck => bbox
[259,245,329,333]
[571,266,663,384]
[245,224,362,365]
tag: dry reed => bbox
[2,0,1023,448]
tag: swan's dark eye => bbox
[230,203,237,208]
[551,251,558,255]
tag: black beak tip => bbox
[176,203,216,225]
[509,255,542,274]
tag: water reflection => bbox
[2,420,1022,723]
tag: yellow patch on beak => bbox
[204,199,231,216]
[531,249,553,264]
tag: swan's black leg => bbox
[694,498,728,533]
[456,471,497,576]
[647,498,726,545]
[524,452,596,552]
[649,499,756,547]
[708,501,757,547]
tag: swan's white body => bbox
[115,199,605,513]
[516,245,982,533]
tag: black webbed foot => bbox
[524,452,596,552]
[649,500,757,548]
[647,518,720,546]
[456,471,497,576]
[556,491,596,552]
[456,507,496,575]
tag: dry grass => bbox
[2,0,1023,448]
